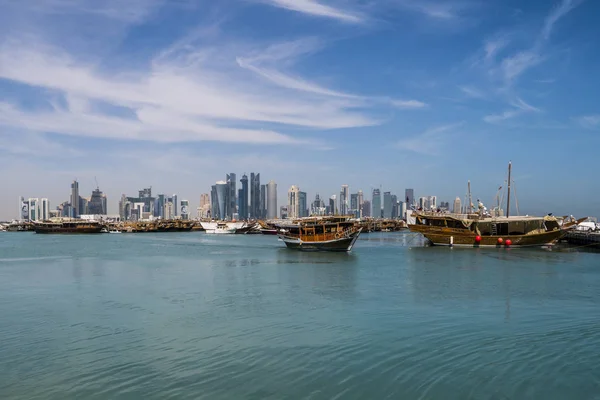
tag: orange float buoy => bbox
[497,238,503,244]
[505,239,512,247]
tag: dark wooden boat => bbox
[34,220,104,234]
[260,228,278,235]
[276,216,362,252]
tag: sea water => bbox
[1,232,599,399]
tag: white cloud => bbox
[574,115,600,129]
[483,97,541,123]
[258,0,363,23]
[541,0,579,40]
[391,99,428,109]
[396,123,463,155]
[500,51,543,84]
[459,86,486,99]
[392,0,469,20]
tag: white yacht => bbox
[201,221,237,234]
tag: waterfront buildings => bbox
[405,188,414,207]
[28,198,39,221]
[71,180,79,218]
[362,200,371,217]
[41,198,50,221]
[212,181,228,220]
[280,206,288,219]
[329,195,336,215]
[260,184,267,219]
[250,173,260,219]
[197,193,211,218]
[288,185,300,219]
[299,191,308,218]
[239,175,249,219]
[340,185,349,216]
[88,187,107,215]
[267,180,277,219]
[383,191,392,219]
[372,189,381,219]
[180,200,189,220]
[227,173,237,220]
[350,193,359,218]
[311,193,326,216]
[357,190,364,218]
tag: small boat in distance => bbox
[276,216,362,252]
[201,221,237,234]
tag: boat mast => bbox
[506,161,512,218]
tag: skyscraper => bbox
[227,173,237,219]
[362,200,371,217]
[405,188,414,207]
[173,194,178,217]
[288,185,300,219]
[340,184,349,215]
[215,181,228,220]
[260,184,266,219]
[198,193,211,218]
[429,196,437,210]
[299,191,307,217]
[350,193,359,218]
[28,198,39,221]
[383,191,392,219]
[372,189,381,219]
[453,197,462,214]
[250,173,260,219]
[391,194,398,219]
[41,198,50,221]
[239,174,249,220]
[70,180,79,218]
[19,196,27,221]
[88,186,107,215]
[357,190,364,217]
[329,195,336,215]
[267,180,277,219]
[210,185,218,219]
[180,200,189,220]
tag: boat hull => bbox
[409,225,566,247]
[279,230,361,252]
[34,226,104,234]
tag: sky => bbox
[1,0,599,220]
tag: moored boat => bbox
[201,221,237,234]
[276,216,362,252]
[34,220,104,234]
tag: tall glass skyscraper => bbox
[250,173,260,219]
[239,174,249,220]
[266,180,277,219]
[372,189,381,219]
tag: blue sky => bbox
[1,0,599,219]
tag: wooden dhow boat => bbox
[276,216,362,252]
[408,162,585,247]
[34,219,104,234]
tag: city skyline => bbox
[1,0,599,220]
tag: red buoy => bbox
[505,239,512,247]
[475,235,481,243]
[497,238,503,244]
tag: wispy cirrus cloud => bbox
[256,0,363,23]
[390,0,473,20]
[483,97,541,123]
[574,114,600,129]
[396,122,464,155]
[541,0,580,40]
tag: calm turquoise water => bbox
[1,232,599,399]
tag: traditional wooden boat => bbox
[408,212,584,247]
[34,220,104,234]
[408,162,585,247]
[276,216,362,252]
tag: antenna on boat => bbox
[506,161,512,218]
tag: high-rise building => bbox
[453,197,462,214]
[288,185,300,219]
[41,198,50,221]
[155,194,165,218]
[260,184,266,219]
[119,194,129,220]
[227,173,237,219]
[391,194,398,219]
[350,193,359,218]
[419,197,429,210]
[28,198,39,221]
[280,206,288,219]
[429,196,437,210]
[405,189,414,207]
[239,174,249,220]
[311,193,325,216]
[399,201,407,219]
[19,196,27,221]
[250,173,260,219]
[357,190,364,217]
[372,189,381,219]
[88,187,107,215]
[215,181,228,220]
[180,200,189,220]
[210,185,218,219]
[198,193,211,218]
[329,195,337,215]
[339,184,349,215]
[173,194,178,217]
[383,191,392,219]
[79,197,89,216]
[70,180,79,218]
[362,200,371,217]
[267,180,277,219]
[163,200,174,220]
[299,191,307,217]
